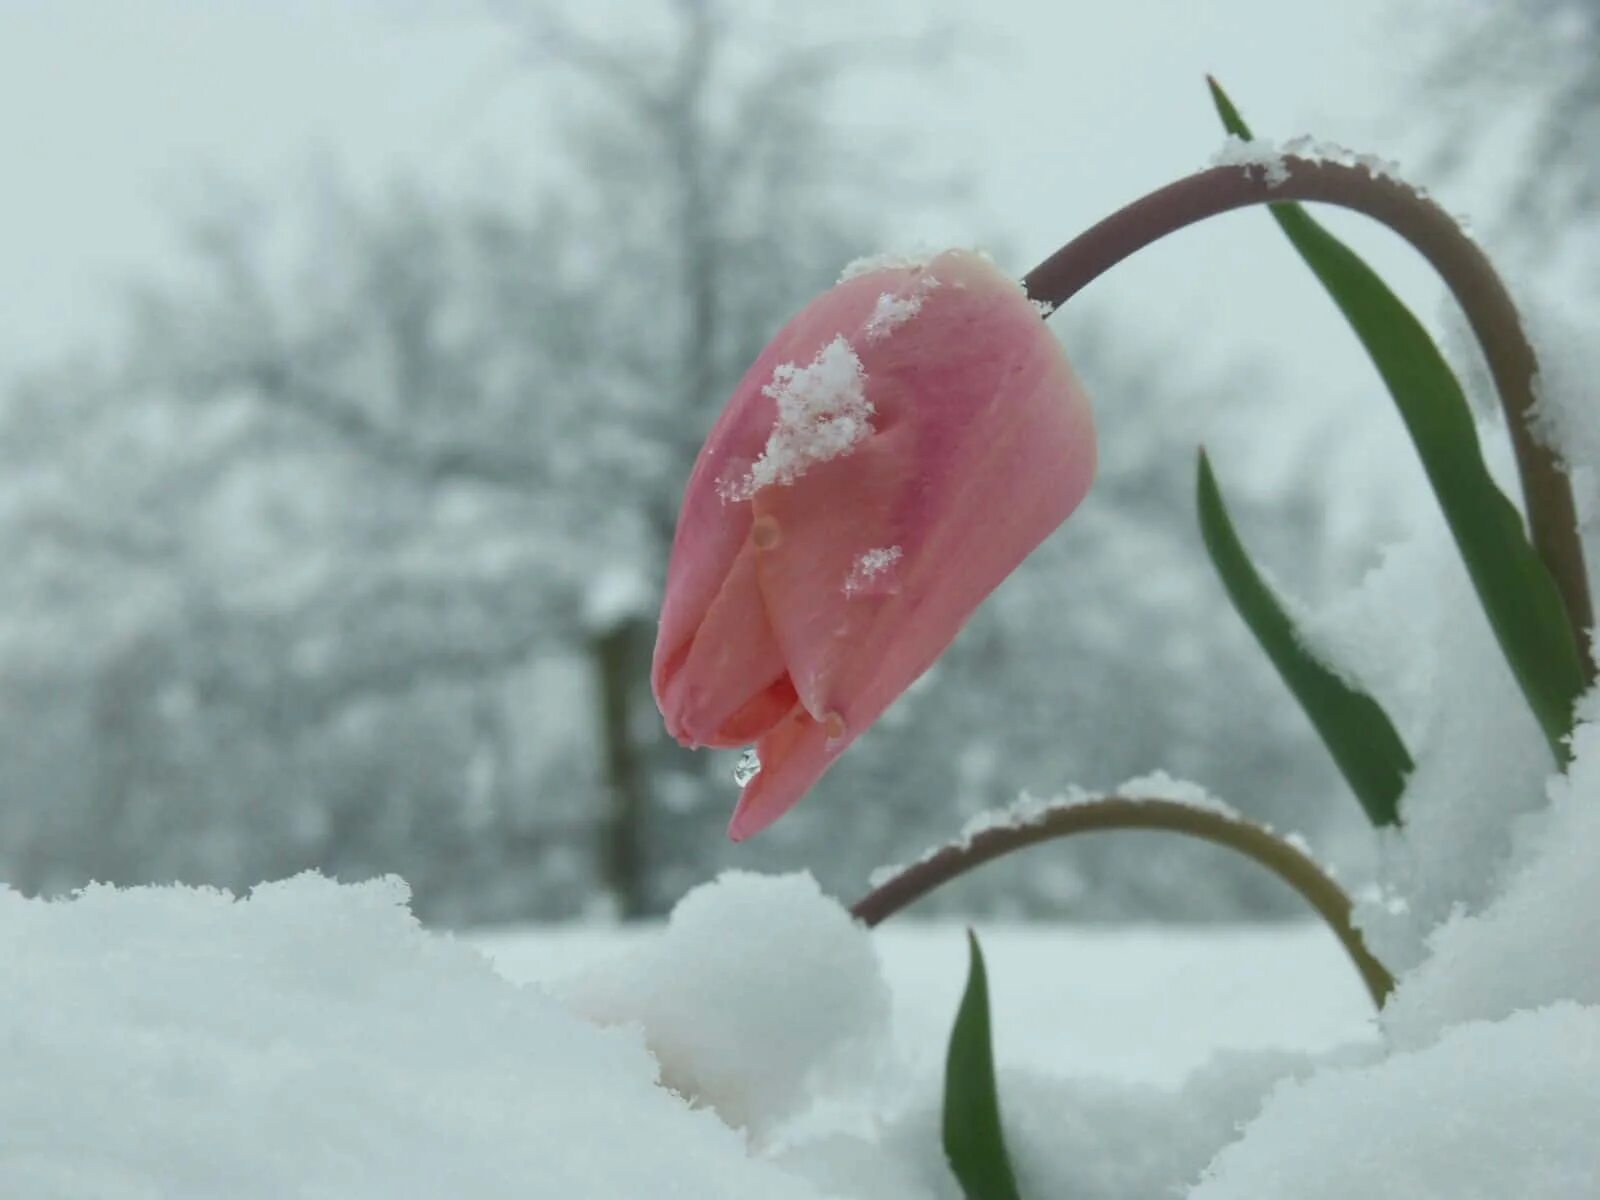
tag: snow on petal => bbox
[863,276,938,343]
[721,336,873,501]
[844,545,903,596]
[837,250,936,282]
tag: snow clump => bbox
[559,871,892,1138]
[722,336,873,500]
[0,873,826,1200]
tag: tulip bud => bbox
[654,249,1096,840]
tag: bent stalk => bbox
[852,794,1395,1009]
[1024,158,1593,671]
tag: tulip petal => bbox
[652,382,774,704]
[726,708,846,841]
[658,541,790,749]
[714,677,801,746]
[844,335,1095,727]
[655,247,1097,838]
[653,491,751,704]
[751,433,912,722]
[652,275,884,705]
[757,249,1095,750]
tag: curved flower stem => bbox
[852,795,1395,1009]
[1024,159,1594,673]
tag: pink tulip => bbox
[653,249,1096,840]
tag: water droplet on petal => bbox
[733,746,762,788]
[823,710,847,745]
[751,515,781,551]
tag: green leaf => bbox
[942,931,1023,1200]
[1197,450,1411,825]
[1206,78,1586,764]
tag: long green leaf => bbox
[942,931,1022,1200]
[1207,78,1586,763]
[1198,450,1411,825]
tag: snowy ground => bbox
[471,918,1377,1087]
[3,850,1594,1198]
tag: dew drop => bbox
[751,515,781,551]
[733,746,762,788]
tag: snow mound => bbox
[785,1048,1329,1200]
[559,871,892,1137]
[0,873,824,1200]
[1303,517,1554,971]
[1380,697,1600,1047]
[1192,1003,1600,1199]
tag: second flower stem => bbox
[852,794,1395,1009]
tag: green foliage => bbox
[1206,78,1586,764]
[1197,450,1411,825]
[943,931,1024,1200]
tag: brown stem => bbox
[852,795,1395,1009]
[1024,159,1593,679]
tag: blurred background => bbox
[0,0,1593,926]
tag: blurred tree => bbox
[0,0,952,919]
[0,1,1354,925]
[474,0,955,913]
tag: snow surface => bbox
[1298,514,1555,972]
[0,874,822,1199]
[778,1047,1340,1200]
[1192,1004,1600,1200]
[475,918,1375,1090]
[556,872,892,1137]
[722,336,873,501]
[5,834,1596,1197]
[1379,695,1600,1048]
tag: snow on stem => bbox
[1023,157,1594,673]
[852,795,1396,1009]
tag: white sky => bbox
[0,0,1534,538]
